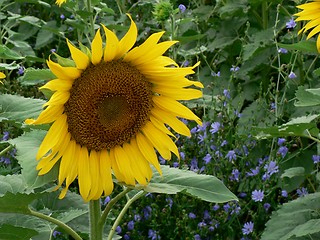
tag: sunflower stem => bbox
[28,208,83,240]
[107,190,146,240]
[89,200,102,240]
[86,0,95,40]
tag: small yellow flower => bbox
[295,0,320,52]
[55,0,67,6]
[0,72,5,84]
[26,15,202,201]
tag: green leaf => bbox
[0,192,42,214]
[0,94,45,123]
[0,224,38,240]
[142,165,237,203]
[295,86,320,107]
[278,41,318,54]
[281,167,305,179]
[0,45,24,60]
[8,130,58,190]
[19,68,55,86]
[0,174,28,196]
[262,192,320,240]
[252,115,320,139]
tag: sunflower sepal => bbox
[53,53,76,67]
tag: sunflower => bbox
[26,15,203,201]
[0,72,5,84]
[295,0,320,52]
[55,0,66,6]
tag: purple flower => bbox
[242,221,254,235]
[0,156,10,165]
[288,71,297,79]
[297,187,308,197]
[270,102,276,110]
[226,150,236,161]
[212,204,220,211]
[60,14,65,19]
[211,71,221,77]
[183,60,189,67]
[312,155,320,164]
[277,138,286,146]
[281,190,288,198]
[143,206,152,219]
[210,122,221,134]
[194,234,201,240]
[53,230,61,238]
[264,203,271,212]
[246,166,260,177]
[277,146,288,158]
[148,229,160,240]
[230,169,240,182]
[252,189,264,202]
[173,161,179,168]
[198,221,207,228]
[188,212,196,219]
[159,156,166,165]
[127,220,134,231]
[230,66,240,72]
[2,131,9,141]
[223,203,230,213]
[203,210,211,220]
[238,192,247,198]
[103,196,111,205]
[17,66,24,75]
[286,18,296,28]
[223,89,231,99]
[264,161,279,176]
[116,226,122,234]
[278,48,288,54]
[221,140,228,146]
[124,234,130,240]
[190,158,199,172]
[203,153,212,164]
[50,49,56,53]
[166,197,173,208]
[134,214,141,222]
[178,4,186,13]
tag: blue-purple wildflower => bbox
[210,122,221,134]
[312,155,320,164]
[251,189,264,202]
[178,4,186,13]
[226,150,237,161]
[286,18,296,28]
[203,153,212,164]
[242,221,254,235]
[288,71,297,79]
[277,146,288,158]
[297,187,308,197]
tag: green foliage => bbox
[0,224,38,240]
[144,165,238,203]
[262,192,320,240]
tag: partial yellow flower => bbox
[295,0,320,52]
[0,72,5,84]
[55,0,67,6]
[26,15,203,201]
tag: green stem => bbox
[86,0,95,39]
[89,200,102,240]
[261,2,268,30]
[107,191,146,240]
[98,187,131,231]
[0,145,13,157]
[29,209,82,240]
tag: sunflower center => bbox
[64,61,153,151]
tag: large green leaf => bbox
[295,86,320,107]
[0,224,38,240]
[278,41,318,54]
[0,94,45,123]
[262,192,320,240]
[252,115,320,139]
[142,165,237,203]
[0,45,24,60]
[0,174,28,196]
[0,192,42,214]
[18,68,55,86]
[9,130,58,190]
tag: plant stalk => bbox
[89,200,102,240]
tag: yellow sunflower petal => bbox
[153,86,202,100]
[150,115,174,137]
[115,14,138,59]
[25,104,64,125]
[102,24,119,62]
[307,24,320,39]
[40,79,73,92]
[87,150,103,200]
[78,146,91,201]
[58,139,76,189]
[43,91,70,107]
[47,58,81,80]
[152,95,202,125]
[36,114,67,160]
[99,149,114,196]
[113,145,135,185]
[109,147,125,182]
[91,28,103,65]
[136,133,162,174]
[124,31,165,63]
[151,107,191,137]
[0,72,5,79]
[67,39,90,70]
